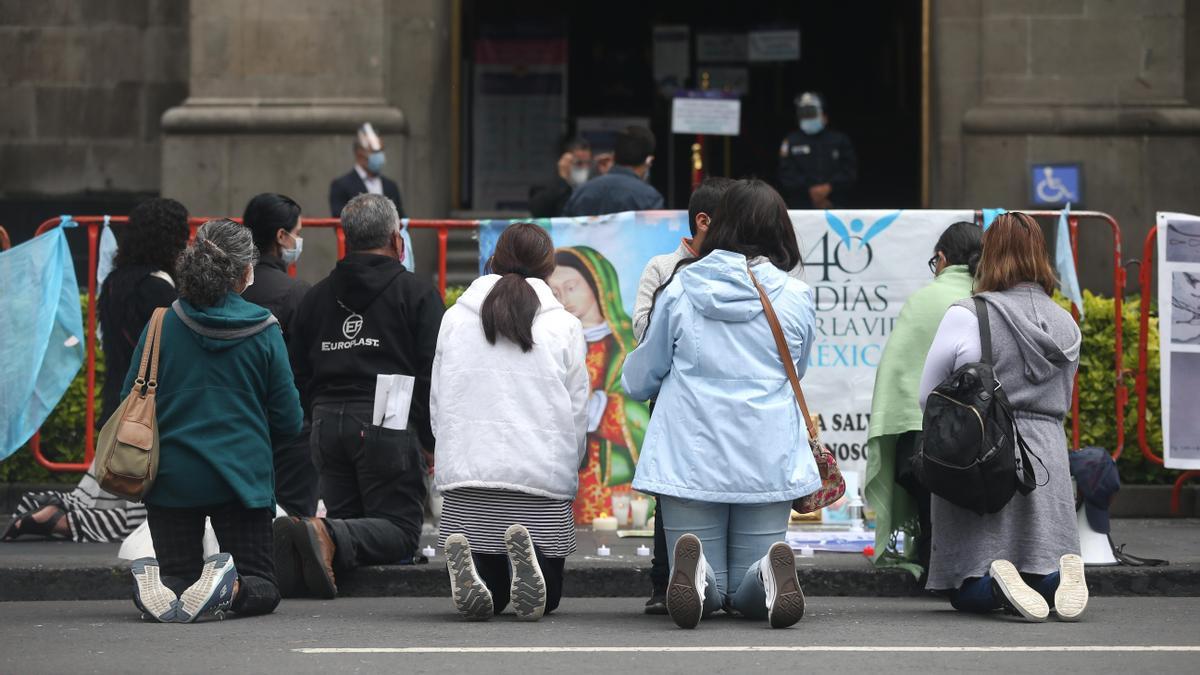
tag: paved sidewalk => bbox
[0,518,1196,601]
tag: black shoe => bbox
[273,516,304,598]
[644,591,668,615]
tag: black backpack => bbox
[916,297,1043,515]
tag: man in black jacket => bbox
[328,123,406,219]
[777,92,857,209]
[279,193,444,599]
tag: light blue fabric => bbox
[1055,203,1084,319]
[981,208,1007,229]
[96,215,118,289]
[398,218,416,273]
[622,249,821,503]
[661,497,793,618]
[0,223,85,459]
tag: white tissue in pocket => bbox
[373,374,415,430]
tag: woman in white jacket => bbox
[431,222,590,621]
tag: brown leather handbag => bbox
[95,307,167,501]
[747,265,846,514]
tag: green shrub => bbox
[443,285,466,308]
[1056,290,1169,484]
[0,295,99,484]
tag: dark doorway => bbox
[459,0,921,210]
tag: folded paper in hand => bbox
[373,374,415,430]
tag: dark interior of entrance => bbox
[461,0,922,210]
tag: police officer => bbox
[778,92,857,209]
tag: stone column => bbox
[161,0,408,283]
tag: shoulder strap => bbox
[137,308,167,391]
[974,296,993,365]
[747,264,818,442]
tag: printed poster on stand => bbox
[1157,211,1200,470]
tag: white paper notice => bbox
[373,374,415,431]
[671,96,741,136]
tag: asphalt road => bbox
[1,597,1197,674]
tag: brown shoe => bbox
[297,517,338,599]
[272,516,304,598]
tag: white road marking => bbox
[295,645,1200,655]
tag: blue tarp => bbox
[0,224,85,460]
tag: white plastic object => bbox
[597,545,612,557]
[422,545,437,558]
[636,545,651,557]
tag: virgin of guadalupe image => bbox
[548,247,650,524]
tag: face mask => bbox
[800,117,825,135]
[367,150,386,174]
[569,166,589,187]
[281,234,303,265]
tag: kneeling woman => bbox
[919,212,1087,622]
[127,219,303,623]
[432,223,589,621]
[623,179,820,629]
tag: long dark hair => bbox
[114,197,189,277]
[243,193,301,256]
[935,221,983,275]
[482,223,555,352]
[698,179,801,272]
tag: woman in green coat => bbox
[865,222,982,577]
[125,219,303,624]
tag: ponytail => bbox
[481,273,540,352]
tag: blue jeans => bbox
[660,497,793,619]
[951,572,1061,613]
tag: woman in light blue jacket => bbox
[623,179,819,630]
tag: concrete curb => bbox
[4,562,1197,602]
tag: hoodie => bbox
[122,293,303,509]
[622,249,822,503]
[918,283,1082,417]
[289,252,444,450]
[430,275,590,500]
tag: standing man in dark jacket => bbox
[240,193,318,522]
[562,126,664,216]
[778,92,857,209]
[529,137,593,218]
[279,193,444,599]
[329,122,406,219]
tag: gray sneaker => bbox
[444,534,494,621]
[989,559,1049,622]
[175,553,238,623]
[763,542,805,628]
[666,534,706,629]
[131,558,179,623]
[505,524,547,621]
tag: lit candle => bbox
[636,544,651,557]
[630,498,650,529]
[597,545,612,557]
[421,545,436,558]
[592,513,618,531]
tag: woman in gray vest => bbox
[917,212,1087,622]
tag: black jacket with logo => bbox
[289,253,444,450]
[777,128,858,209]
[242,255,311,343]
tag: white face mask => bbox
[569,166,589,187]
[281,234,303,265]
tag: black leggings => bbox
[473,551,565,615]
[146,503,280,616]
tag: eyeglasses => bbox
[928,255,939,276]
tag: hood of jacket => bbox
[454,274,564,316]
[981,283,1082,385]
[331,252,405,313]
[174,294,278,352]
[678,249,798,322]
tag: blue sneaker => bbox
[176,553,238,623]
[131,557,180,623]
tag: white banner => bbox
[790,209,974,477]
[1157,211,1200,470]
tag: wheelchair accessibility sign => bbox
[1030,163,1082,207]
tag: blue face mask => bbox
[800,117,825,135]
[367,150,386,174]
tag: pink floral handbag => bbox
[747,265,847,514]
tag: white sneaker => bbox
[176,553,238,623]
[505,524,547,621]
[130,558,179,623]
[666,534,707,629]
[444,534,494,621]
[1054,554,1088,621]
[763,542,805,628]
[989,559,1049,622]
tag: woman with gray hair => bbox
[124,218,303,623]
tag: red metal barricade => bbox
[1134,225,1199,513]
[26,215,480,472]
[0,225,10,251]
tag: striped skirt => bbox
[437,487,576,558]
[12,469,146,543]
